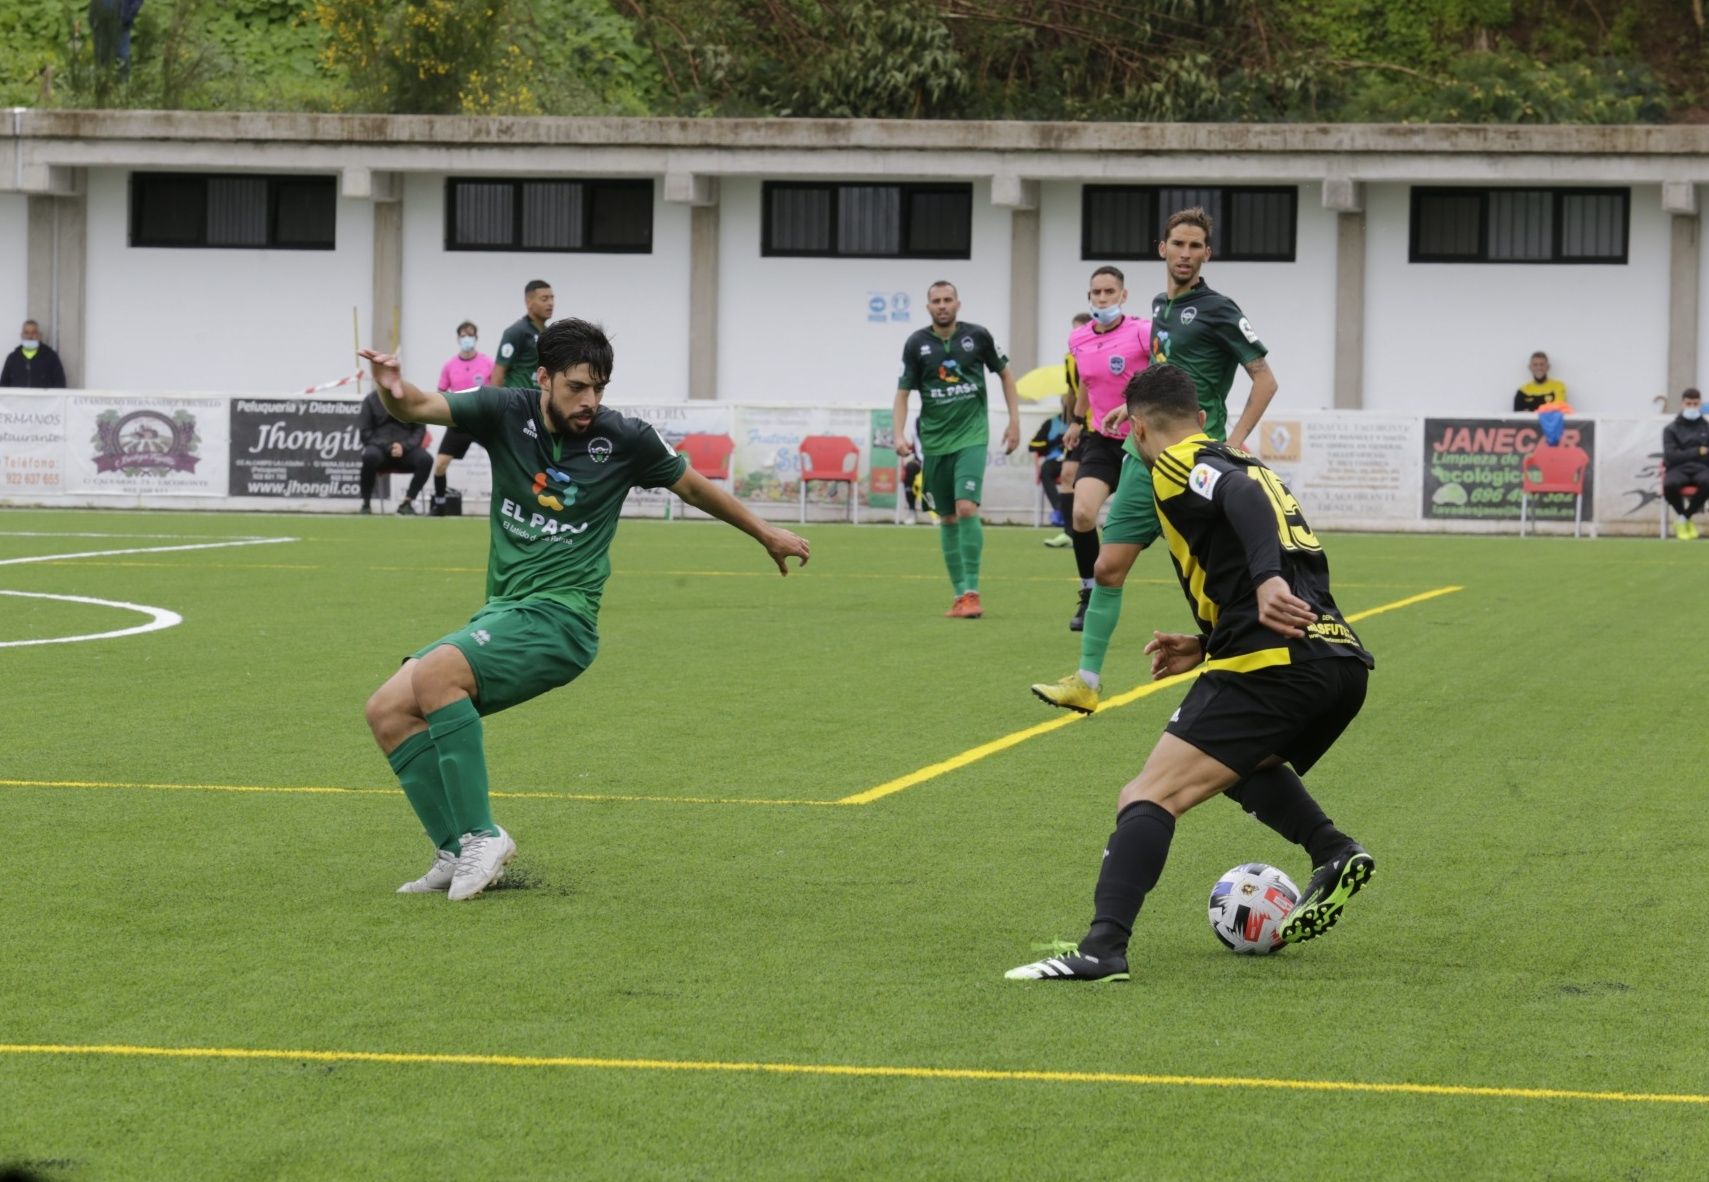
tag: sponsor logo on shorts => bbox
[589,437,613,463]
[472,629,491,646]
[1188,462,1222,500]
[963,479,976,490]
[1181,307,1198,325]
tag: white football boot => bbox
[447,827,516,901]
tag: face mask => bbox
[1684,406,1703,421]
[1089,304,1124,327]
[458,336,477,352]
[20,340,37,352]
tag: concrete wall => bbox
[715,178,1013,405]
[82,169,376,393]
[1362,183,1671,416]
[0,194,27,345]
[396,173,692,402]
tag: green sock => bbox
[958,516,984,592]
[1078,584,1125,676]
[386,730,460,854]
[427,698,497,838]
[939,522,966,594]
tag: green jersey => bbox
[445,387,687,621]
[1145,281,1267,444]
[495,316,544,389]
[897,322,1008,455]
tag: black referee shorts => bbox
[1165,658,1369,778]
[1074,431,1126,490]
[436,426,480,460]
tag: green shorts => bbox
[1101,453,1160,547]
[922,444,986,512]
[410,597,598,716]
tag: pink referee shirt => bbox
[438,352,494,392]
[1067,316,1151,439]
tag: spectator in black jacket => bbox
[1,321,67,389]
[1664,388,1709,539]
[358,388,432,515]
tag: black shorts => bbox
[1166,658,1369,778]
[1074,431,1126,489]
[436,426,480,460]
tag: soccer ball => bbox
[1207,863,1300,955]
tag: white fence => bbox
[0,390,1680,536]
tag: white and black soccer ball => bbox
[1207,863,1300,955]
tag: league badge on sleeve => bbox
[1188,463,1222,500]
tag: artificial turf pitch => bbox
[2,507,1706,1180]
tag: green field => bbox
[2,508,1706,1180]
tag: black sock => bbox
[434,474,447,496]
[1225,765,1351,868]
[1070,526,1100,582]
[1081,800,1176,959]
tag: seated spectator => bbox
[357,388,432,515]
[1030,390,1074,547]
[1514,351,1566,412]
[1664,387,1709,539]
[1,320,67,388]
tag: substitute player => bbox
[1059,266,1150,631]
[1032,207,1277,713]
[893,280,1021,619]
[1007,364,1374,982]
[359,321,810,901]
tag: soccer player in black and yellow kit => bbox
[1007,364,1375,982]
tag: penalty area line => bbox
[0,1041,1700,1108]
[838,585,1465,806]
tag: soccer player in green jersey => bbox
[489,279,553,389]
[892,280,1021,619]
[1032,206,1278,713]
[1007,364,1374,982]
[358,320,810,901]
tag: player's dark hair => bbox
[537,318,614,383]
[525,279,552,296]
[1684,387,1702,401]
[21,319,38,330]
[1125,363,1198,423]
[1090,265,1125,286]
[1071,312,1093,326]
[927,280,958,297]
[1165,207,1213,243]
[457,320,477,336]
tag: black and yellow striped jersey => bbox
[1151,433,1373,673]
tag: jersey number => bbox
[1247,467,1322,553]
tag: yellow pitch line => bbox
[0,779,830,808]
[0,1042,1700,1108]
[839,586,1464,806]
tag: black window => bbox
[762,182,972,258]
[445,178,653,252]
[130,173,336,250]
[1081,186,1296,261]
[1410,188,1628,264]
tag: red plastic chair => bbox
[798,434,860,523]
[667,433,736,521]
[1659,461,1702,538]
[1519,443,1590,537]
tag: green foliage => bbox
[1343,52,1668,124]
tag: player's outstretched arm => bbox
[669,467,810,576]
[360,348,454,427]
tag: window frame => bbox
[1079,184,1299,262]
[129,172,338,251]
[1409,186,1630,265]
[443,177,655,254]
[760,181,974,260]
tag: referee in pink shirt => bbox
[432,320,494,511]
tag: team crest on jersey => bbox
[960,335,975,352]
[1109,355,1126,375]
[1181,307,1198,325]
[588,437,613,463]
[1188,463,1222,500]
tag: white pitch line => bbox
[0,531,241,540]
[0,591,182,648]
[0,537,299,567]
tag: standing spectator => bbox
[1030,391,1075,547]
[1664,387,1709,539]
[432,320,493,512]
[357,388,432,515]
[1,321,67,388]
[89,0,145,78]
[490,280,554,390]
[1514,351,1566,412]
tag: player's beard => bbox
[544,399,595,435]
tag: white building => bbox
[2,111,1705,417]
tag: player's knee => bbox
[1093,555,1130,587]
[1070,505,1098,532]
[955,500,980,521]
[364,685,404,740]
